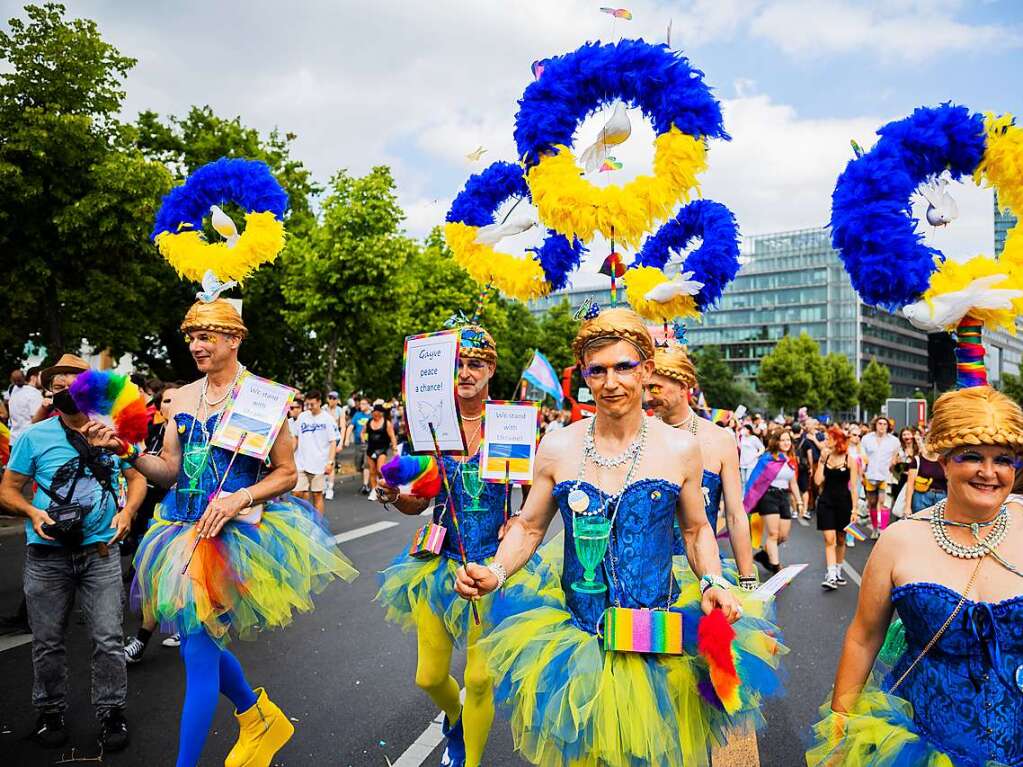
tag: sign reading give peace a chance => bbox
[402,330,466,454]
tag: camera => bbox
[41,502,89,547]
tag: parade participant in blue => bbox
[87,298,357,767]
[645,342,758,592]
[807,386,1023,766]
[455,307,785,767]
[375,324,553,767]
[85,158,359,767]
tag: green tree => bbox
[999,372,1023,408]
[0,3,172,370]
[858,357,892,417]
[756,332,825,414]
[691,346,743,408]
[283,166,417,395]
[538,300,580,375]
[821,353,858,414]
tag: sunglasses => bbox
[950,450,1023,469]
[580,360,641,381]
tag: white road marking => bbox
[842,561,862,586]
[391,689,466,767]
[333,520,399,544]
[0,633,32,653]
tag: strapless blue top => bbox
[433,454,508,562]
[672,469,723,556]
[553,478,680,634]
[163,413,266,523]
[887,581,1023,765]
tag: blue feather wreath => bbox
[633,199,740,311]
[446,161,587,290]
[151,157,289,238]
[830,104,986,309]
[514,38,728,164]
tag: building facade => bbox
[985,197,1023,387]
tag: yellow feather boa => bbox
[525,127,707,249]
[923,255,1023,332]
[974,112,1023,272]
[443,222,551,301]
[624,266,699,322]
[155,211,286,283]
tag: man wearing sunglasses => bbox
[455,307,774,767]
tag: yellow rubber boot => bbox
[224,688,295,767]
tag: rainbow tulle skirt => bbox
[376,551,560,646]
[480,577,786,767]
[806,681,1008,767]
[131,496,357,643]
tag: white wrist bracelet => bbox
[239,487,254,508]
[487,562,508,590]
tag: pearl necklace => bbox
[930,499,1009,560]
[667,410,698,436]
[584,416,648,469]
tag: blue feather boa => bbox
[633,199,740,310]
[151,157,288,239]
[830,104,986,309]
[446,161,586,289]
[514,38,728,164]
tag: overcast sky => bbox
[7,0,1022,288]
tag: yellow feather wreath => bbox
[974,113,1023,272]
[155,211,286,283]
[525,128,707,250]
[923,255,1023,333]
[624,266,699,323]
[444,222,551,302]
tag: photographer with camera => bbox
[0,354,145,752]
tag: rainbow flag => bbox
[709,408,733,424]
[844,522,867,542]
[603,607,683,654]
[485,442,531,475]
[521,350,563,407]
[0,421,9,467]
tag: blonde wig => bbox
[926,385,1023,453]
[572,307,655,362]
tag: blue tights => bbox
[176,630,258,767]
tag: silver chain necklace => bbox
[930,499,1009,560]
[584,416,648,468]
[667,410,698,436]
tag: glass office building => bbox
[531,227,931,397]
[984,197,1023,386]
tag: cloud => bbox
[749,0,1021,61]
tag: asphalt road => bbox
[0,477,875,767]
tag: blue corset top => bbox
[553,478,680,634]
[672,469,722,556]
[433,454,508,562]
[164,413,266,523]
[888,581,1023,766]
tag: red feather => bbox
[114,398,151,444]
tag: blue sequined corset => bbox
[553,478,680,634]
[433,454,507,562]
[164,413,265,523]
[671,470,723,556]
[887,582,1023,766]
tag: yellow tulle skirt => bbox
[131,496,357,644]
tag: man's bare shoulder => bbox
[170,379,202,415]
[539,418,585,454]
[651,416,698,456]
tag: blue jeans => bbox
[911,488,947,515]
[23,545,127,717]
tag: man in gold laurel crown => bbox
[646,342,758,590]
[454,306,759,767]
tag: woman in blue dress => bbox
[456,308,784,767]
[807,385,1023,767]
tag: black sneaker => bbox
[359,484,371,495]
[835,569,848,586]
[753,549,771,570]
[30,712,68,747]
[98,710,129,752]
[124,637,146,664]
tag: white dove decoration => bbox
[474,214,537,245]
[209,204,241,248]
[579,102,632,175]
[643,271,705,303]
[919,177,959,227]
[901,274,1023,332]
[195,269,239,304]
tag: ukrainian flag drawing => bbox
[486,442,531,475]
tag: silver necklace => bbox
[194,364,246,440]
[460,412,483,422]
[667,410,698,436]
[930,499,1009,559]
[584,416,648,468]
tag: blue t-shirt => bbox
[8,418,127,547]
[351,411,370,444]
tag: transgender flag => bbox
[521,350,564,407]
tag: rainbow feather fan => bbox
[381,454,441,498]
[697,608,742,714]
[69,370,150,445]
